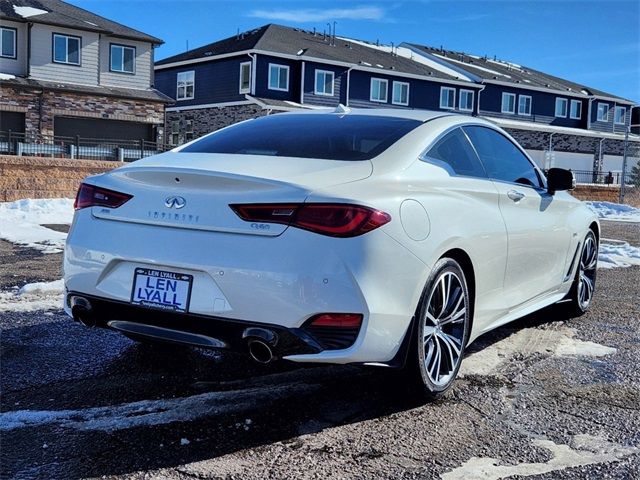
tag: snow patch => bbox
[460,326,615,377]
[12,5,48,18]
[598,240,640,269]
[0,73,16,80]
[586,201,640,223]
[0,198,74,253]
[441,434,638,480]
[336,37,473,81]
[0,279,64,313]
[433,53,511,78]
[0,382,319,431]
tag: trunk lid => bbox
[89,152,372,236]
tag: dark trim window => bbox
[239,61,251,94]
[110,44,135,74]
[180,114,422,161]
[315,69,335,96]
[555,98,568,117]
[596,103,609,122]
[53,33,81,65]
[268,63,289,91]
[176,70,195,100]
[440,87,455,109]
[392,81,409,106]
[424,128,487,178]
[570,99,582,120]
[614,106,626,125]
[1,27,17,59]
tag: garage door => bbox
[0,111,25,133]
[54,116,154,141]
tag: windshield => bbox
[179,114,422,161]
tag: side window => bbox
[464,126,542,188]
[424,128,486,178]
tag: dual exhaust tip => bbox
[70,295,280,364]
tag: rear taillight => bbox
[230,203,391,237]
[74,183,133,210]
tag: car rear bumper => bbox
[64,210,429,364]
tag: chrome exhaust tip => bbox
[247,340,275,364]
[70,296,95,328]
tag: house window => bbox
[392,81,409,106]
[518,95,532,116]
[315,70,335,96]
[170,121,180,146]
[268,63,289,91]
[176,71,195,100]
[0,27,16,59]
[459,89,474,112]
[501,92,516,114]
[570,100,582,120]
[597,103,609,122]
[555,98,568,117]
[184,120,194,141]
[53,33,81,65]
[614,106,626,125]
[239,61,251,94]
[370,78,388,102]
[440,87,455,109]
[110,44,135,73]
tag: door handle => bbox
[507,190,525,202]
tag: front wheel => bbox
[409,258,471,399]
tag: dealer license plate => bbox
[131,268,193,313]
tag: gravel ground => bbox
[0,221,638,479]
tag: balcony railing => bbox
[0,131,172,162]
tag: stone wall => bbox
[0,84,165,141]
[0,155,118,201]
[165,104,267,145]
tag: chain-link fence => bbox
[620,129,640,206]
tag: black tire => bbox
[560,229,598,318]
[407,258,471,400]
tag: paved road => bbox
[1,222,639,479]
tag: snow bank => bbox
[598,240,640,269]
[0,198,74,253]
[0,279,64,313]
[586,201,640,223]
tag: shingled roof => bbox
[0,0,163,44]
[404,43,632,103]
[156,24,473,83]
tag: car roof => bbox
[278,106,453,123]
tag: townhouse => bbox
[155,24,637,173]
[0,0,172,143]
[154,24,483,145]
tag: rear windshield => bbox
[179,114,422,161]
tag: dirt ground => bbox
[1,221,639,479]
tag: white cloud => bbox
[248,6,385,23]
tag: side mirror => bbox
[547,168,575,194]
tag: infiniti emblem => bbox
[165,196,186,209]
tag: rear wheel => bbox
[410,258,471,399]
[562,230,598,317]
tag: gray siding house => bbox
[0,0,172,142]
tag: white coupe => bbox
[64,108,599,397]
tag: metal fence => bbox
[570,169,626,186]
[0,131,171,162]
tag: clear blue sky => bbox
[73,0,639,102]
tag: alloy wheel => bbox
[422,270,467,387]
[577,232,598,311]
